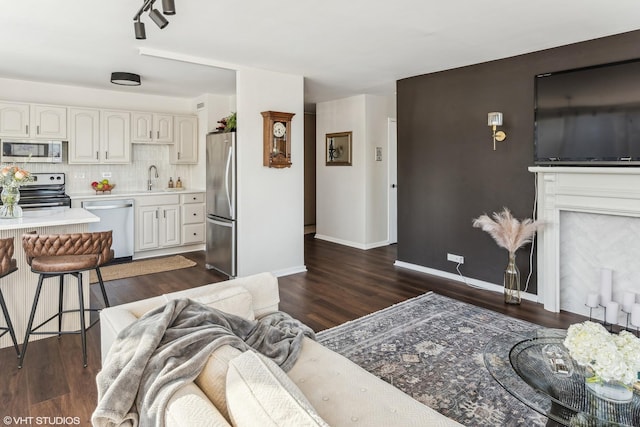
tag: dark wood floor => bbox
[0,234,588,423]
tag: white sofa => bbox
[100,272,462,427]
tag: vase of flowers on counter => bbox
[0,164,33,218]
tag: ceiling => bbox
[3,1,640,110]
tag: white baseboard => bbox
[314,234,389,250]
[394,260,539,303]
[271,265,307,277]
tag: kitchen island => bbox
[0,208,99,349]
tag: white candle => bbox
[606,301,619,325]
[632,304,640,328]
[600,268,613,305]
[586,293,600,308]
[622,291,636,313]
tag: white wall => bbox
[316,96,366,245]
[315,94,395,249]
[235,68,305,277]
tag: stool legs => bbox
[19,272,89,368]
[0,288,19,357]
[76,272,87,368]
[95,267,110,308]
[58,275,64,337]
[19,274,45,369]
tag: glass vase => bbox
[504,252,521,304]
[0,185,22,218]
[585,377,633,403]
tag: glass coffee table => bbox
[484,328,640,426]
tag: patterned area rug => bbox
[316,292,547,426]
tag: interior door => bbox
[388,118,398,244]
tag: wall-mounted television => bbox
[534,59,640,165]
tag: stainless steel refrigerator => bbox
[205,131,236,277]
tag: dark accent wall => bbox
[397,30,640,294]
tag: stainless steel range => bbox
[18,173,71,210]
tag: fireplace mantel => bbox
[529,166,640,312]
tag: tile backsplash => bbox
[21,144,200,194]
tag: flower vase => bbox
[585,377,633,403]
[504,252,521,304]
[0,185,22,218]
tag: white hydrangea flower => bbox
[564,321,640,385]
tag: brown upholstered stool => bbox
[0,237,19,356]
[19,231,114,368]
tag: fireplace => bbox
[530,166,640,320]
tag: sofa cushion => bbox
[165,382,232,427]
[195,345,243,422]
[226,350,329,427]
[287,337,463,427]
[168,285,255,320]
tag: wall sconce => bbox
[488,112,507,150]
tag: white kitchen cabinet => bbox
[181,192,205,244]
[135,195,181,251]
[131,112,173,144]
[32,104,67,139]
[68,109,130,164]
[171,115,198,164]
[68,108,100,164]
[0,102,67,139]
[100,110,131,163]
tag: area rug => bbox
[316,292,547,426]
[89,255,197,283]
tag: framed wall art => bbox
[325,131,352,166]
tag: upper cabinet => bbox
[131,112,174,144]
[171,115,198,164]
[0,102,67,139]
[68,108,100,164]
[68,108,131,164]
[100,110,131,163]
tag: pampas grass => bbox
[472,207,544,254]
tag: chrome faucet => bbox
[148,165,158,191]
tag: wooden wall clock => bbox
[261,111,295,168]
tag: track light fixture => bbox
[133,0,175,40]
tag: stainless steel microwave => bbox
[1,140,63,163]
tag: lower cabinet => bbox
[181,193,205,244]
[135,195,181,251]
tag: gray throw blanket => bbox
[91,298,315,427]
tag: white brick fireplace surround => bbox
[530,166,640,323]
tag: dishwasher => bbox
[82,199,135,261]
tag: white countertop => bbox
[0,207,99,231]
[68,188,206,201]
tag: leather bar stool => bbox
[19,231,114,368]
[0,237,20,356]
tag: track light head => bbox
[162,0,176,15]
[134,19,146,40]
[149,8,169,29]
